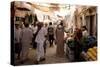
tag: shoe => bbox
[20,61,24,64]
[17,56,20,60]
[49,45,52,47]
[40,58,46,61]
[34,61,39,64]
[20,58,28,64]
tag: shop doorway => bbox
[85,15,95,36]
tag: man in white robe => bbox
[35,22,47,63]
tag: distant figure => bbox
[56,21,64,57]
[14,21,22,59]
[81,26,89,37]
[48,22,54,47]
[20,23,33,63]
[35,22,47,64]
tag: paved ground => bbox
[15,44,70,65]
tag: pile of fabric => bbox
[81,36,97,51]
[80,36,97,61]
[65,35,97,61]
[81,46,97,61]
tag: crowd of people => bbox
[14,20,66,64]
[14,18,96,64]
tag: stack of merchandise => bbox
[81,46,97,61]
[65,36,75,61]
[81,36,97,52]
[65,35,97,61]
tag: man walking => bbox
[35,22,47,64]
[48,22,54,47]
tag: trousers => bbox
[36,42,44,61]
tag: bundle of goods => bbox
[81,36,97,52]
[66,38,75,51]
[81,46,97,61]
[87,36,97,47]
[66,35,97,61]
[65,37,75,61]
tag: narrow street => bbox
[12,1,97,66]
[15,44,69,65]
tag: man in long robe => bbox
[35,22,47,64]
[56,22,64,57]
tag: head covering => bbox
[37,22,42,27]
